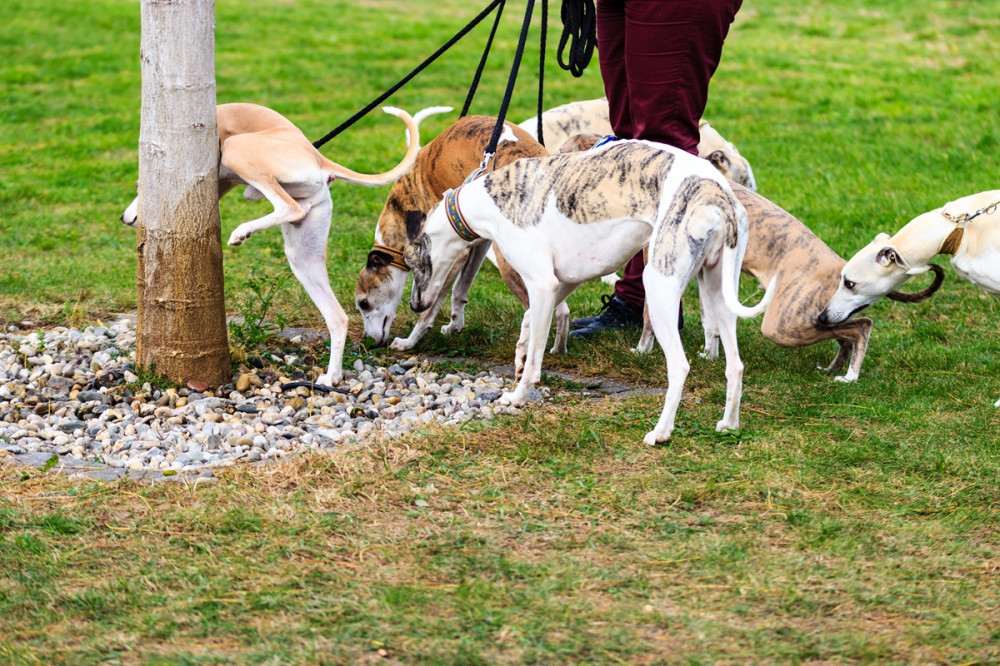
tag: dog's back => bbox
[216,103,300,145]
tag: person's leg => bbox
[596,0,633,139]
[575,0,741,337]
[610,0,741,309]
[621,0,741,151]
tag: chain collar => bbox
[941,198,1000,227]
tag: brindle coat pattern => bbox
[731,183,870,352]
[483,142,671,228]
[650,176,740,277]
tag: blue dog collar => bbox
[591,134,619,149]
[444,186,480,242]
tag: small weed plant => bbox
[228,267,292,352]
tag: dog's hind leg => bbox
[641,271,689,445]
[633,302,655,354]
[822,340,851,375]
[280,195,347,385]
[512,309,531,381]
[697,269,721,359]
[699,262,744,433]
[632,247,655,354]
[221,136,317,246]
[551,301,569,354]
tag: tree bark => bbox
[136,0,230,386]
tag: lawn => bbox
[2,0,999,663]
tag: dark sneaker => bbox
[569,296,643,338]
[570,294,617,330]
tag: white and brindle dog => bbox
[405,140,775,445]
[121,102,431,386]
[819,189,1000,402]
[355,115,557,351]
[516,98,757,286]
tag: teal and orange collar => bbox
[444,186,480,242]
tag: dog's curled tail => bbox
[321,106,425,187]
[885,263,945,303]
[720,238,777,319]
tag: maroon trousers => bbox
[596,0,742,309]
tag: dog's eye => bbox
[843,278,856,291]
[358,299,370,311]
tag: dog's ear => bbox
[366,250,391,270]
[706,150,731,173]
[876,246,910,270]
[405,210,426,242]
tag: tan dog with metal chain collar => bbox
[820,190,1000,402]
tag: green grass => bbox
[3,0,1000,663]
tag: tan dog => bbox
[355,115,563,351]
[518,97,757,190]
[820,190,999,400]
[122,102,425,385]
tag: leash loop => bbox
[556,0,596,78]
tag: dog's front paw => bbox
[228,228,251,246]
[440,320,463,336]
[642,430,669,447]
[389,337,416,352]
[715,418,739,433]
[498,390,526,407]
[316,371,342,387]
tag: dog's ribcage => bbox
[482,142,739,280]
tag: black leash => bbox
[484,0,539,156]
[460,0,507,118]
[556,0,597,78]
[314,0,594,157]
[312,0,505,149]
[536,0,548,147]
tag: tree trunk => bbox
[136,0,230,386]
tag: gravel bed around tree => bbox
[0,320,540,482]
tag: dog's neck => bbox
[444,186,480,242]
[890,210,961,266]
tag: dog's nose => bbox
[817,310,831,325]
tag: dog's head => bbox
[404,205,471,314]
[698,121,757,192]
[818,233,932,325]
[355,247,410,346]
[121,186,139,226]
